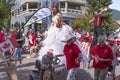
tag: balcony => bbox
[60,0,86,4]
[61,8,83,15]
[22,9,37,15]
[20,0,38,5]
[61,8,83,18]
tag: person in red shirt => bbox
[9,30,16,55]
[91,35,113,80]
[89,7,108,57]
[0,30,6,55]
[88,7,108,69]
[27,29,37,58]
[81,32,93,54]
[9,30,17,61]
[55,34,82,80]
[0,30,5,43]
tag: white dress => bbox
[38,14,73,69]
[37,14,89,71]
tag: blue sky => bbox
[109,0,120,11]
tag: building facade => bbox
[11,0,39,29]
[11,0,87,31]
[59,0,87,25]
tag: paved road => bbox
[0,53,120,80]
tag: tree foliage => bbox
[72,0,118,31]
[72,14,93,31]
[0,0,13,30]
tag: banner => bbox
[24,8,52,27]
[0,38,18,53]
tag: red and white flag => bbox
[0,38,18,53]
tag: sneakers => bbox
[26,56,31,59]
[18,64,23,67]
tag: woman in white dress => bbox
[37,6,73,71]
[37,6,89,72]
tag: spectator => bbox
[0,29,5,43]
[27,29,37,58]
[13,26,23,66]
[91,35,113,80]
[107,35,119,78]
[0,29,6,56]
[9,30,16,59]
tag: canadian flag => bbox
[0,38,18,53]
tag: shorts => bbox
[13,47,22,60]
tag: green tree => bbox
[0,3,6,28]
[72,14,93,32]
[0,0,13,30]
[72,0,118,31]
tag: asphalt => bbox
[0,53,120,80]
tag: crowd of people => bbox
[0,5,120,80]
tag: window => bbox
[29,2,38,9]
[22,4,26,11]
[68,3,81,10]
[11,11,15,17]
[18,9,20,15]
[60,2,65,8]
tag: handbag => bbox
[108,65,113,72]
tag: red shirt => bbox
[80,35,92,43]
[10,34,16,40]
[29,34,36,47]
[93,15,104,27]
[0,31,5,43]
[80,34,85,42]
[92,44,113,69]
[63,43,81,70]
[115,39,120,45]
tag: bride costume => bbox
[37,13,73,70]
[37,13,89,71]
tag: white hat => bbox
[61,34,74,42]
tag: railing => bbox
[20,0,38,5]
[11,8,37,18]
[28,9,37,12]
[61,8,83,15]
[22,9,37,14]
[60,0,86,4]
[61,8,83,18]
